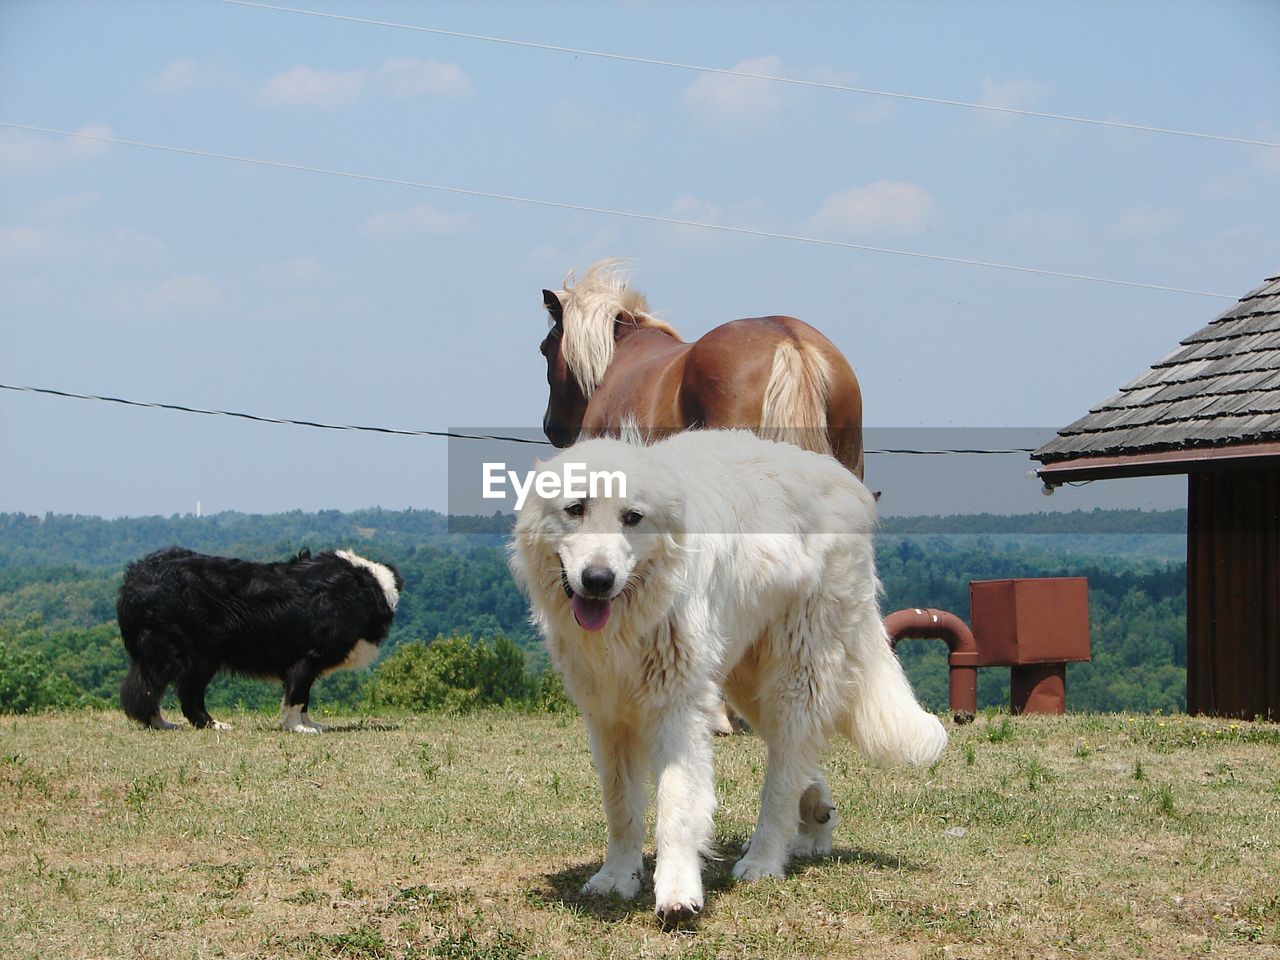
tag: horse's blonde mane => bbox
[551,258,681,396]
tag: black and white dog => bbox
[117,546,402,733]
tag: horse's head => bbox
[538,261,681,447]
[540,288,587,447]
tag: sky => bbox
[1,0,1278,519]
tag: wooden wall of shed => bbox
[1187,465,1280,720]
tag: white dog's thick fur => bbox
[509,430,946,923]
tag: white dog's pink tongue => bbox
[571,595,612,631]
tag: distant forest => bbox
[0,508,1187,716]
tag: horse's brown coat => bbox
[539,266,864,477]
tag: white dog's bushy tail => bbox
[844,611,948,768]
[759,339,833,456]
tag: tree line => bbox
[0,509,1187,716]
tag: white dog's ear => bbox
[656,486,688,537]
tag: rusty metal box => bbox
[968,577,1091,666]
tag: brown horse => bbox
[539,259,864,477]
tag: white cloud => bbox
[0,132,58,173]
[668,195,723,223]
[147,58,245,96]
[360,203,470,238]
[144,274,219,313]
[259,59,473,109]
[259,65,365,109]
[809,181,936,235]
[978,77,1047,112]
[0,226,54,259]
[661,195,743,248]
[149,58,200,94]
[0,123,115,176]
[66,123,115,158]
[549,99,602,132]
[683,55,784,131]
[976,78,1048,129]
[375,58,473,98]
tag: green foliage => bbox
[880,510,1186,561]
[986,714,1015,744]
[0,508,484,569]
[0,618,83,713]
[531,666,577,715]
[364,635,532,713]
[0,565,119,631]
[0,507,1195,717]
[881,536,1187,714]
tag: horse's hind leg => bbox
[790,779,838,858]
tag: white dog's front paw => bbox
[654,863,703,927]
[285,722,323,734]
[732,851,787,882]
[581,865,643,900]
[654,886,703,929]
[210,720,234,731]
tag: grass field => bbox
[2,709,1278,959]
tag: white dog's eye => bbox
[621,510,644,527]
[565,502,585,519]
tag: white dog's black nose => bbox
[580,565,615,597]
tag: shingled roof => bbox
[1035,272,1280,466]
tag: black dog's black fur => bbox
[117,546,402,730]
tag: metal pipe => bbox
[884,607,979,724]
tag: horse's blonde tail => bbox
[758,339,833,456]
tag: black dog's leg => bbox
[177,661,228,729]
[121,659,180,729]
[120,630,181,730]
[281,660,323,733]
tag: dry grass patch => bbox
[1,710,1278,959]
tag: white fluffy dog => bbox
[509,430,946,925]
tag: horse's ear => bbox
[542,289,563,326]
[613,309,639,342]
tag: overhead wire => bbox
[15,6,1247,479]
[0,122,1237,300]
[0,383,553,446]
[214,0,1280,150]
[0,383,1040,454]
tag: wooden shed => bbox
[1033,273,1280,720]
